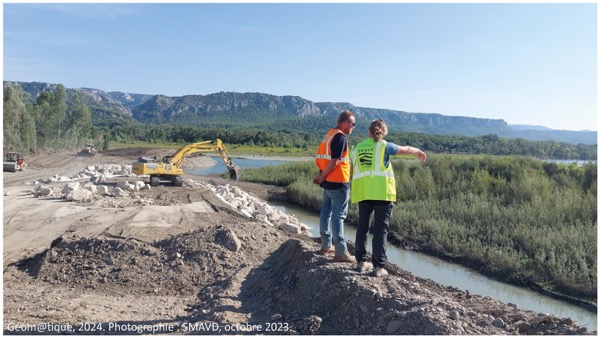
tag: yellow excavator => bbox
[132,139,242,187]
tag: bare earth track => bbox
[2,149,595,335]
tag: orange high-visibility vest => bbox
[315,128,350,183]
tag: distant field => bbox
[109,141,314,157]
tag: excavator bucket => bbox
[228,165,243,181]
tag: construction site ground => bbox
[2,149,595,335]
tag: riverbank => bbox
[406,235,598,313]
[231,154,314,162]
[342,209,598,313]
[291,194,599,313]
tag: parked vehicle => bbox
[3,152,24,172]
[78,144,97,156]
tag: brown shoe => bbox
[356,261,373,273]
[373,267,389,277]
[316,247,334,255]
[333,252,356,263]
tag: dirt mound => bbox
[185,239,592,335]
[229,239,474,335]
[16,219,291,299]
[26,236,199,297]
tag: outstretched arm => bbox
[396,146,427,162]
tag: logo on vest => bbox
[358,152,373,167]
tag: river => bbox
[187,157,598,331]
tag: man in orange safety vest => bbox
[313,110,357,263]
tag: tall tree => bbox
[34,85,68,148]
[3,84,27,152]
[19,107,37,152]
[64,91,92,143]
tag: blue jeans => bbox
[319,187,350,255]
[355,200,394,268]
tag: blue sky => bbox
[3,3,597,131]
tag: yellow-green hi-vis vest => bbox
[350,138,396,203]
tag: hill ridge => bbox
[4,80,596,144]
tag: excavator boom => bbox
[132,139,242,186]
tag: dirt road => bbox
[2,150,594,335]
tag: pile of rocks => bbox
[32,180,150,202]
[29,163,312,236]
[190,180,313,237]
[31,164,139,201]
[33,164,134,185]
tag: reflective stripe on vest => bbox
[315,129,349,163]
[350,138,396,203]
[315,129,350,183]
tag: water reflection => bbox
[186,156,291,176]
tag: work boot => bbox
[316,247,334,256]
[333,252,356,263]
[356,261,373,273]
[373,267,389,277]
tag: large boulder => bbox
[216,229,242,252]
[66,188,93,202]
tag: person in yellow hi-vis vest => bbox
[350,119,426,277]
[313,110,356,263]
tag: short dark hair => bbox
[337,110,355,124]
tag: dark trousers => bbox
[355,200,394,268]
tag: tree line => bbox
[3,83,597,160]
[4,83,92,153]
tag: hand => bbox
[416,150,427,162]
[313,174,324,185]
